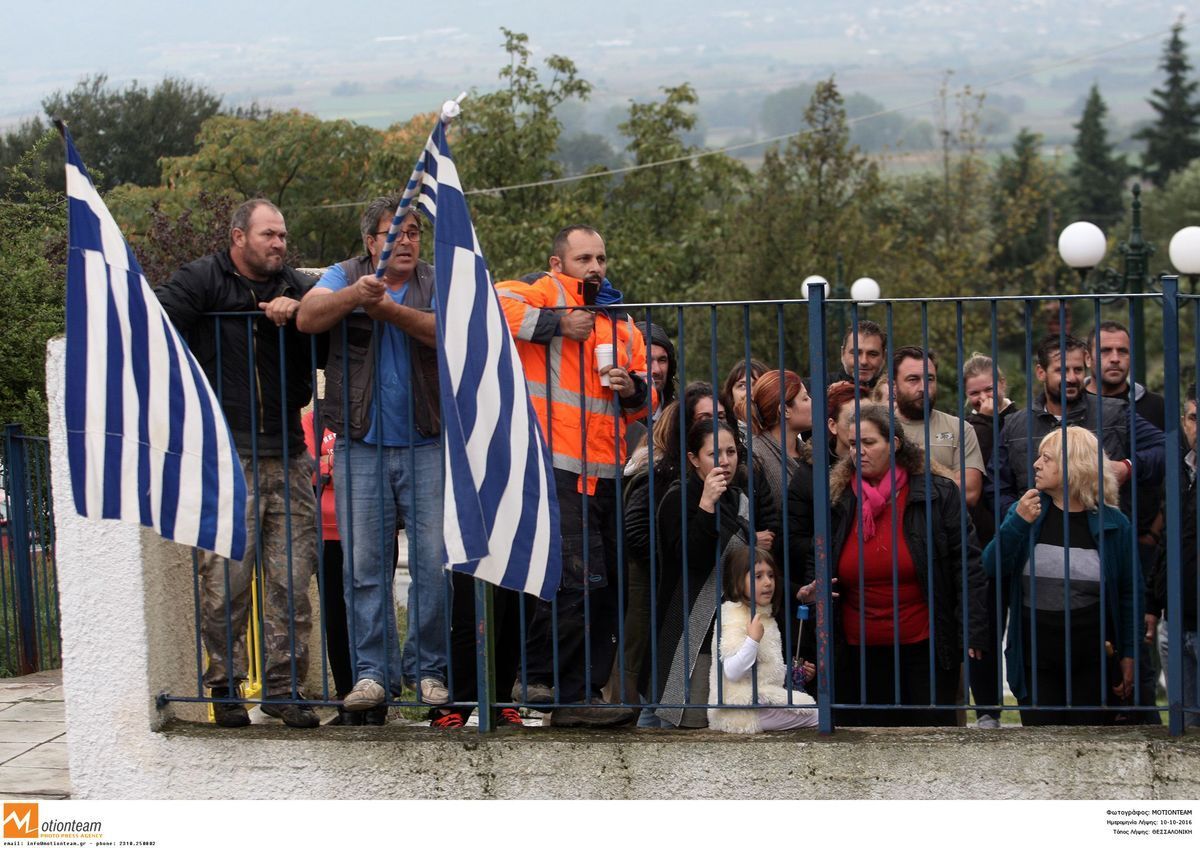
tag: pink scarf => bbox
[849,467,908,541]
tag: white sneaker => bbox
[419,678,450,705]
[344,678,385,711]
[975,715,1001,729]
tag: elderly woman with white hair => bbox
[983,425,1137,726]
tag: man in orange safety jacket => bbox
[496,225,651,727]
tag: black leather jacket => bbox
[155,250,317,456]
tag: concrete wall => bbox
[46,338,1200,800]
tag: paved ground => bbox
[0,669,69,799]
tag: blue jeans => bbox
[1159,624,1200,728]
[1184,630,1200,728]
[334,439,448,693]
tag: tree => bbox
[1069,84,1128,230]
[1136,22,1200,188]
[603,84,746,306]
[553,133,622,175]
[725,79,890,371]
[451,28,594,279]
[0,137,67,433]
[991,128,1065,294]
[0,75,223,196]
[152,110,380,264]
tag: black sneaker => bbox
[549,698,637,728]
[261,700,320,729]
[364,703,388,726]
[326,707,364,727]
[211,698,250,728]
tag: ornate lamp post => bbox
[1057,184,1156,384]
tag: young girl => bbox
[709,548,818,733]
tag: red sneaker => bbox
[496,707,524,727]
[430,711,465,729]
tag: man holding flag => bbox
[296,196,449,712]
[497,226,651,727]
[155,199,320,728]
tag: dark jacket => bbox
[981,495,1138,700]
[819,461,988,672]
[967,401,1018,544]
[155,250,317,456]
[995,392,1165,516]
[647,471,779,694]
[320,257,440,440]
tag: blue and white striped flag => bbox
[62,127,248,561]
[381,118,561,599]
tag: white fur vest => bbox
[708,601,812,734]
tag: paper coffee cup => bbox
[595,343,615,386]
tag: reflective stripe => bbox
[527,379,619,416]
[518,303,541,340]
[552,453,622,478]
[497,289,528,303]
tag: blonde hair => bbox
[962,352,1006,384]
[1038,426,1119,510]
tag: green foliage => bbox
[453,28,594,279]
[0,137,67,434]
[725,79,888,371]
[1136,22,1200,188]
[0,74,222,196]
[157,110,379,264]
[1069,84,1128,229]
[604,84,747,308]
[991,128,1066,290]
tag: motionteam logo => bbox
[2,803,37,839]
[2,802,102,841]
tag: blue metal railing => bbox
[1,426,60,677]
[138,282,1198,735]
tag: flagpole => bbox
[373,93,467,278]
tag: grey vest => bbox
[321,257,440,440]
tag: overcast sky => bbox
[2,0,1192,132]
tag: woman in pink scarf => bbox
[820,403,987,727]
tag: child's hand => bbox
[747,613,764,641]
[797,577,838,604]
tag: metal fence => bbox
[143,280,1198,735]
[1,426,60,677]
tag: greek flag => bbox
[383,118,561,599]
[62,127,248,561]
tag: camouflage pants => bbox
[198,452,317,698]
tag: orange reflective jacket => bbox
[497,271,651,491]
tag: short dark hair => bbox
[723,547,783,618]
[1087,320,1130,349]
[229,199,281,240]
[360,194,406,239]
[1035,334,1089,368]
[840,319,886,351]
[552,225,602,259]
[891,345,937,380]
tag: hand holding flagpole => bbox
[374,92,468,279]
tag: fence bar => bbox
[475,579,494,733]
[805,281,832,733]
[3,424,38,675]
[1162,276,1184,736]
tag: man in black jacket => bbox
[156,199,319,728]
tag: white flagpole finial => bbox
[441,92,467,123]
